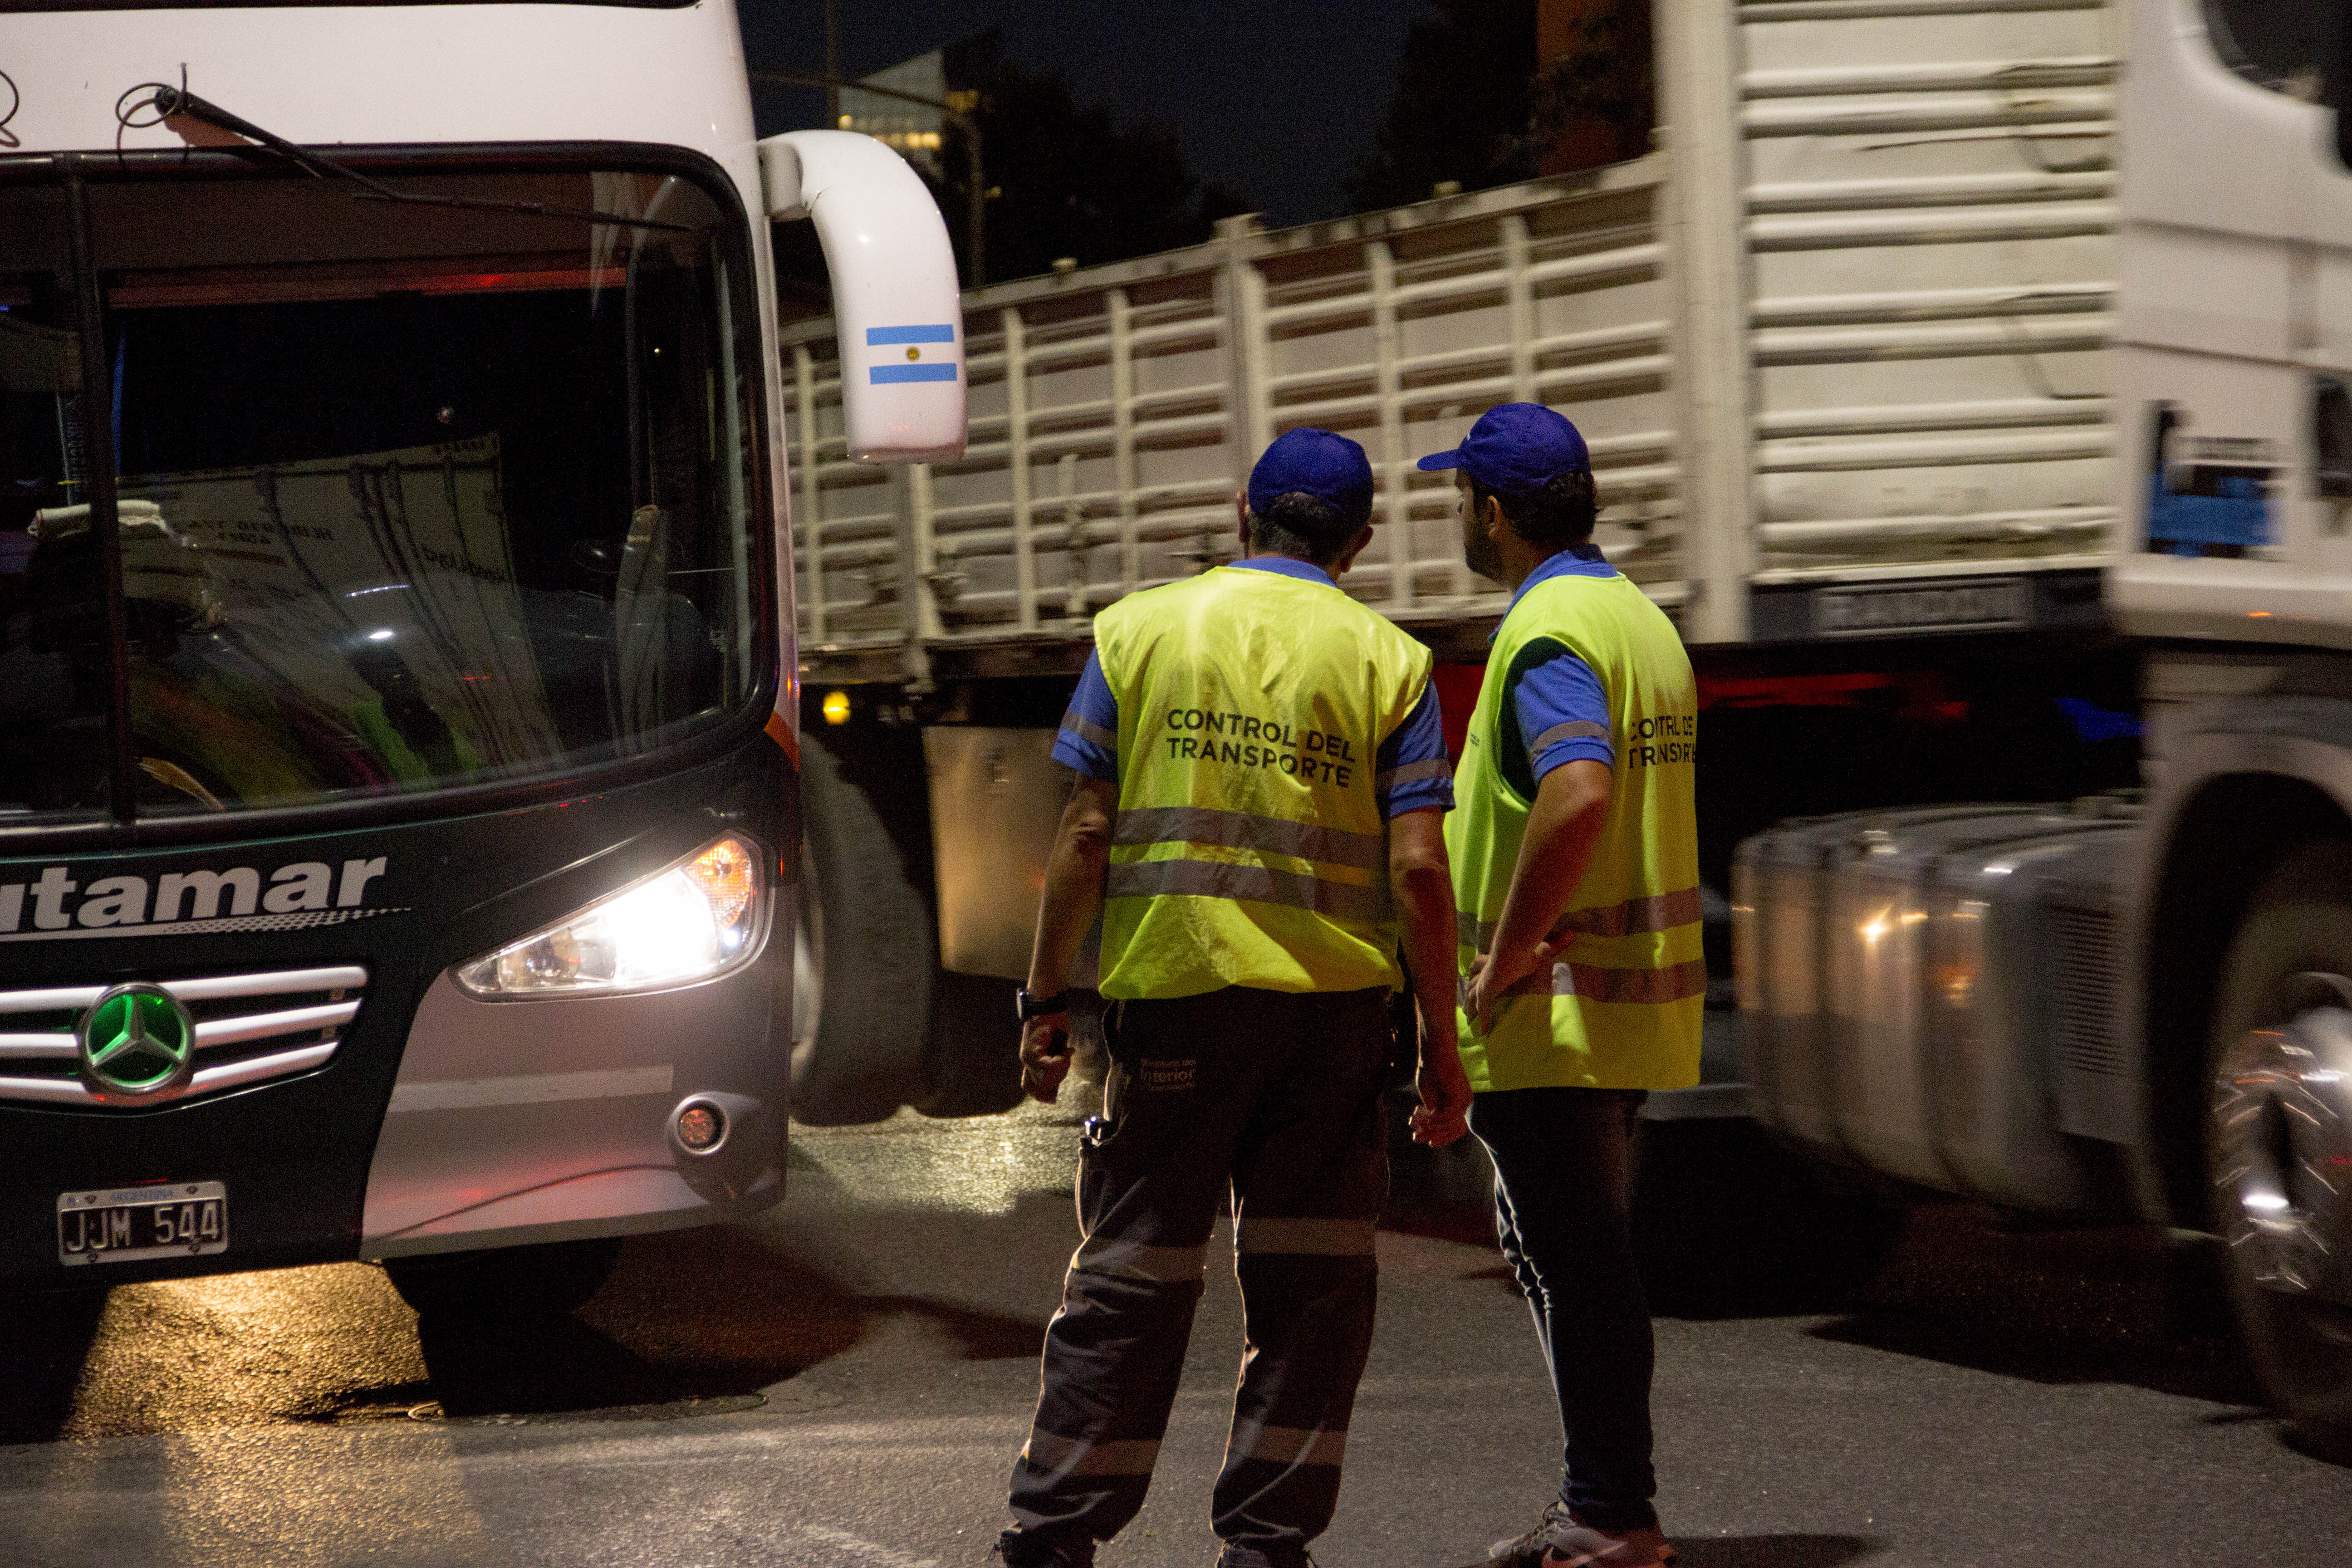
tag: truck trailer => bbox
[783,0,2127,1116]
[778,0,2352,1453]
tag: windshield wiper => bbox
[129,83,696,235]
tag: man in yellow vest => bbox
[996,427,1473,1568]
[1418,404,1703,1568]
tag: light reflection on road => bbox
[785,1100,1085,1219]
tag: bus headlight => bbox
[454,834,769,999]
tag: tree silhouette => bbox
[938,51,1250,286]
[1529,0,1654,174]
[1349,0,1539,211]
[1348,0,1654,211]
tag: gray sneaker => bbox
[1484,1501,1674,1568]
[1213,1548,1315,1568]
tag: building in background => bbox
[839,49,946,180]
[1534,0,1653,174]
[1350,0,1653,210]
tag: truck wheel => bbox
[792,725,933,1126]
[916,970,1025,1117]
[383,1236,623,1322]
[2209,843,2352,1460]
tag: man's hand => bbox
[1409,1034,1473,1148]
[1387,805,1468,1146]
[1020,775,1114,1105]
[1019,1012,1074,1103]
[1465,760,1609,1032]
[1461,935,1568,1034]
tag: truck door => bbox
[2112,0,2345,627]
[2297,3,2352,560]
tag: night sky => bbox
[736,0,1431,228]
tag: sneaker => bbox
[1213,1547,1314,1568]
[1484,1501,1673,1568]
[990,1536,1092,1568]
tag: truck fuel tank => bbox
[1735,806,2048,1164]
[1735,799,2137,1214]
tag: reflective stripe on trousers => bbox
[1003,986,1389,1566]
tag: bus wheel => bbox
[2209,843,2352,1461]
[382,1236,623,1322]
[791,725,932,1126]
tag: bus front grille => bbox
[0,966,368,1107]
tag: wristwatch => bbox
[1016,987,1071,1022]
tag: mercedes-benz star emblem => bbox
[78,984,196,1098]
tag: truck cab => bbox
[1740,0,2352,1459]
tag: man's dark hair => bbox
[1249,490,1366,567]
[1471,469,1598,549]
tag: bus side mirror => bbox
[760,130,967,464]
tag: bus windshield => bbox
[0,161,763,822]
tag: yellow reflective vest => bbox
[1093,563,1436,1000]
[1447,565,1704,1091]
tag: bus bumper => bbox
[358,953,786,1260]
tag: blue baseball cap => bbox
[1415,402,1590,493]
[1249,427,1375,529]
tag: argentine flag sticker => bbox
[867,324,959,385]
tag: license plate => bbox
[57,1182,228,1265]
[1813,577,2029,637]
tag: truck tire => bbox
[916,969,1025,1117]
[2209,842,2352,1461]
[792,725,934,1126]
[382,1236,623,1322]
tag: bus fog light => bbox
[673,1100,727,1154]
[454,834,769,999]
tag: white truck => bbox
[780,0,2352,1452]
[1730,0,2352,1459]
[784,0,2126,1120]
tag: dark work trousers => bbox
[1469,1086,1658,1534]
[1000,985,1391,1568]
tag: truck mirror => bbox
[759,130,967,464]
[2316,376,2352,500]
[2329,2,2352,169]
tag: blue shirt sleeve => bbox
[1514,648,1613,779]
[1051,652,1120,782]
[1374,682,1454,817]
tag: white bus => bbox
[0,0,960,1315]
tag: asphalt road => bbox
[1,1093,2347,1568]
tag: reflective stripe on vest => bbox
[1446,567,1704,1091]
[1498,956,1710,1006]
[1457,886,1706,952]
[1113,805,1384,871]
[1106,859,1390,924]
[1091,565,1435,1000]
